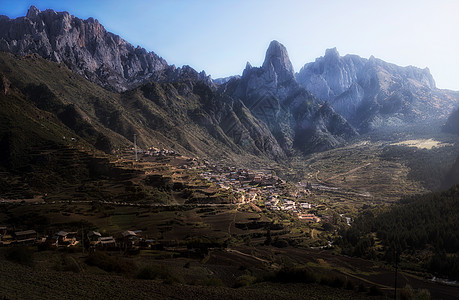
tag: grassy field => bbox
[287,131,459,213]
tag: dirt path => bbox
[315,170,321,182]
[69,256,85,273]
[249,202,261,212]
[326,163,371,181]
[228,211,236,235]
[226,249,270,264]
[338,268,391,290]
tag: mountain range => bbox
[1,6,459,174]
[0,6,212,92]
[223,41,357,154]
[296,48,459,132]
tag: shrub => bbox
[135,264,182,284]
[320,274,345,288]
[5,246,34,267]
[85,251,135,274]
[368,285,383,296]
[198,277,225,287]
[272,239,289,248]
[344,279,355,290]
[55,254,80,273]
[234,275,257,288]
[358,284,368,293]
[267,267,317,284]
[416,289,431,300]
[398,284,431,300]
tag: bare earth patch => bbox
[391,139,452,150]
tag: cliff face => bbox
[226,41,358,154]
[0,6,170,92]
[296,49,458,131]
[0,51,285,166]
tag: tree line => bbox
[336,185,459,279]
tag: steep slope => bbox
[0,7,289,161]
[225,41,358,154]
[296,48,459,132]
[0,51,290,200]
[0,7,361,160]
[0,51,285,163]
[0,6,207,92]
[0,61,140,199]
[339,184,459,280]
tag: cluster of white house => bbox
[264,197,320,222]
[200,165,284,203]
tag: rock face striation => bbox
[296,49,459,132]
[224,41,358,154]
[0,6,214,92]
[0,6,360,157]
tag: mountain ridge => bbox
[0,6,213,92]
[225,40,358,154]
[296,48,458,132]
[1,6,458,164]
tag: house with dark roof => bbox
[14,230,37,244]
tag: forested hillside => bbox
[338,185,459,280]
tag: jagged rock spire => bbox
[26,6,40,18]
[324,47,340,62]
[262,40,295,82]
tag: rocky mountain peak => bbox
[296,50,455,132]
[262,40,295,82]
[0,6,170,92]
[26,5,40,18]
[324,47,340,60]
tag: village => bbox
[125,144,326,224]
[0,226,171,254]
[138,145,324,222]
[0,146,328,252]
[199,164,321,223]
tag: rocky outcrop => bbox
[296,49,459,131]
[0,6,171,91]
[226,41,358,154]
[296,48,365,102]
[262,40,295,84]
[213,75,241,85]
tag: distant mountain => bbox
[0,6,212,92]
[296,48,459,132]
[213,76,240,85]
[223,41,358,154]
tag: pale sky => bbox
[1,0,459,90]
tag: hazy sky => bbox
[1,0,459,90]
